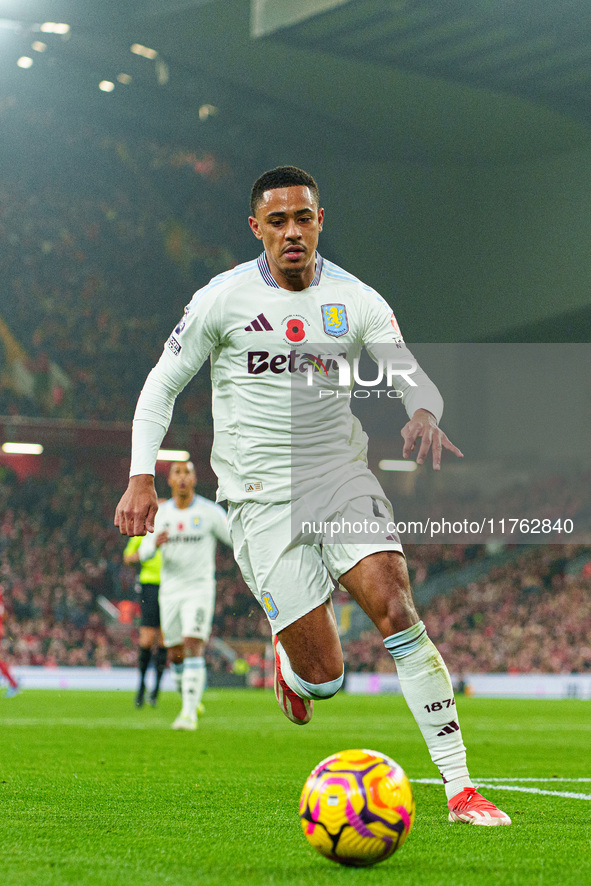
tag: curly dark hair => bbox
[250,165,320,214]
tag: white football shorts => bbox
[227,469,403,634]
[159,587,215,647]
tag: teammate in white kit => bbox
[139,460,231,730]
[116,166,510,824]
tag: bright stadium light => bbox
[2,442,44,455]
[157,449,190,462]
[17,56,33,68]
[130,43,158,59]
[378,459,418,472]
[32,41,47,52]
[40,23,70,35]
[99,80,115,92]
[199,104,218,120]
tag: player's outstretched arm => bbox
[401,408,463,471]
[115,474,159,537]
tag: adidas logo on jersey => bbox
[245,313,273,332]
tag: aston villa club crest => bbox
[261,592,279,620]
[321,304,348,337]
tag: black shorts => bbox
[139,583,161,629]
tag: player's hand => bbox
[114,474,159,536]
[155,530,169,548]
[401,409,463,471]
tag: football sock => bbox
[181,656,206,720]
[276,640,343,699]
[172,661,184,694]
[0,660,18,689]
[385,621,473,802]
[292,671,344,700]
[138,647,151,685]
[153,647,168,692]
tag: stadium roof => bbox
[0,0,590,164]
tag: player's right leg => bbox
[168,644,184,694]
[228,500,345,726]
[159,595,190,728]
[273,599,344,725]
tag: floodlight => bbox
[157,449,190,462]
[130,44,157,59]
[2,442,44,454]
[378,459,418,472]
[40,23,70,35]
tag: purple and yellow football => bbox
[299,748,415,867]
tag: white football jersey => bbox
[139,495,230,596]
[131,253,443,503]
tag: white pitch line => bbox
[411,778,591,800]
[472,777,591,783]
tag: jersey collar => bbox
[257,252,323,289]
[172,494,198,510]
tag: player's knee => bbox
[294,670,344,700]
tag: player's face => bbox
[168,462,196,500]
[248,186,324,290]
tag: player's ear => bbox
[249,215,264,240]
[317,207,324,233]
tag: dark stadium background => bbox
[0,0,590,683]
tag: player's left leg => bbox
[339,551,510,826]
[159,595,188,727]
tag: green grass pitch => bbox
[0,689,590,885]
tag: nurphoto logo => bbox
[305,354,417,399]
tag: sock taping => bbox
[293,671,344,700]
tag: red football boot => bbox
[448,787,512,825]
[273,636,313,725]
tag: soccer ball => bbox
[299,748,415,867]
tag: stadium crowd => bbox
[0,109,236,423]
[1,460,590,676]
[345,544,591,675]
